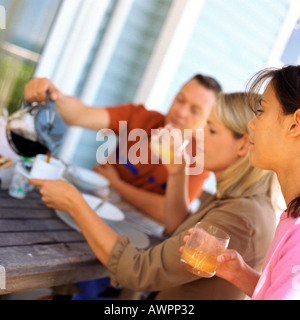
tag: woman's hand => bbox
[215,249,246,282]
[179,228,193,252]
[151,125,188,176]
[29,179,84,212]
[163,156,187,176]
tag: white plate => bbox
[105,220,150,249]
[66,166,109,192]
[56,209,82,233]
[55,194,150,249]
[56,194,124,227]
[84,194,124,221]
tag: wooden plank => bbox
[0,242,99,275]
[0,218,69,232]
[0,190,44,207]
[0,208,54,219]
[0,189,40,199]
[0,197,45,209]
[0,230,85,247]
[2,263,108,295]
[0,190,110,295]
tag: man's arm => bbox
[111,178,165,223]
[24,77,110,130]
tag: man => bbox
[25,74,221,222]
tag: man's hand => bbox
[94,163,120,188]
[25,77,110,129]
[25,77,62,103]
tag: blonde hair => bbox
[215,93,278,203]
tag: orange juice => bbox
[158,144,175,161]
[181,247,218,277]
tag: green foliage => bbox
[0,52,36,115]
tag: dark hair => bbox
[191,74,222,96]
[246,65,300,218]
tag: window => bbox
[162,0,293,113]
[3,0,296,170]
[69,0,173,168]
[281,17,300,65]
[67,0,297,168]
[0,0,61,115]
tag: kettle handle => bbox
[46,91,56,111]
[24,91,55,109]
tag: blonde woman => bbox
[30,93,278,300]
[165,93,279,235]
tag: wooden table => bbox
[0,189,164,296]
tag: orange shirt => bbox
[106,103,209,202]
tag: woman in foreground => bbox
[184,65,300,300]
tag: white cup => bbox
[29,154,65,180]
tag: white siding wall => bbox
[72,0,172,168]
[161,0,291,113]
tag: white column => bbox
[134,0,204,111]
[36,0,110,162]
[34,0,85,79]
[58,0,135,162]
[81,0,135,105]
[266,0,300,67]
[50,0,111,94]
[0,5,6,30]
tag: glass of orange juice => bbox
[181,222,230,278]
[150,124,189,164]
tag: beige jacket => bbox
[107,189,277,300]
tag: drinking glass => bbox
[150,124,189,164]
[8,162,30,199]
[181,222,230,278]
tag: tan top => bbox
[107,190,277,300]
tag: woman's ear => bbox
[288,109,300,137]
[237,134,249,157]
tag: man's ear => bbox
[288,109,300,137]
[237,134,249,157]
